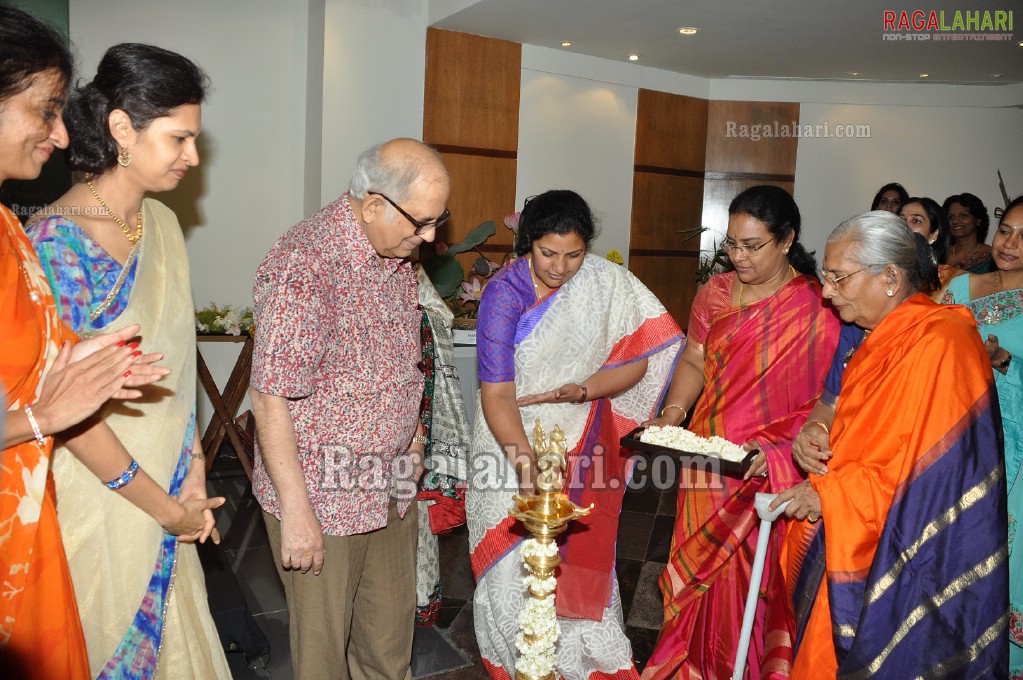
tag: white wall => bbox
[516,68,638,262]
[795,103,1023,259]
[320,0,428,203]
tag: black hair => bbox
[0,5,72,104]
[870,182,909,211]
[902,196,951,264]
[727,185,817,277]
[1004,195,1023,217]
[66,43,209,173]
[514,189,598,256]
[942,192,990,243]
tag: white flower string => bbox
[516,538,561,679]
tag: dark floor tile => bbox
[626,625,662,671]
[438,532,475,601]
[439,601,483,671]
[229,541,288,616]
[412,625,471,678]
[621,482,662,514]
[656,484,678,517]
[645,514,677,563]
[435,597,466,630]
[252,610,292,680]
[616,511,655,560]
[615,557,644,622]
[218,497,271,553]
[626,561,666,630]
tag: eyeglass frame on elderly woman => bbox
[818,268,865,288]
[368,191,451,235]
[722,236,776,256]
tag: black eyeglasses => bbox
[722,236,776,256]
[369,192,451,235]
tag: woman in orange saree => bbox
[0,10,215,677]
[642,186,839,679]
[778,211,1008,677]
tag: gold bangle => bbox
[659,404,687,419]
[808,419,830,435]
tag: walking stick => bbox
[731,493,790,680]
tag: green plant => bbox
[420,220,496,299]
[678,225,732,286]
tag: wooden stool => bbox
[196,334,254,479]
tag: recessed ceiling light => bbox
[846,71,859,77]
[678,27,699,35]
[1019,41,1023,46]
[561,41,572,47]
[992,73,1003,78]
[918,73,929,78]
[628,54,640,61]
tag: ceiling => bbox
[431,0,1023,85]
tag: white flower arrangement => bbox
[640,424,748,462]
[515,538,561,679]
[194,302,255,336]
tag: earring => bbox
[886,289,894,297]
[117,146,132,167]
[784,248,790,254]
[928,236,937,245]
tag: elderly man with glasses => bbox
[249,138,451,680]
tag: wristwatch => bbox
[412,433,428,446]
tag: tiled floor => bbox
[204,447,679,678]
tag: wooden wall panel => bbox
[424,28,521,152]
[629,255,701,329]
[634,90,708,171]
[629,173,704,252]
[701,179,796,244]
[423,29,521,285]
[705,101,800,175]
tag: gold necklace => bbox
[951,241,980,264]
[738,265,796,308]
[86,176,143,243]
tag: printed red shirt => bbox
[251,194,423,535]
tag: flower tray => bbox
[620,427,758,479]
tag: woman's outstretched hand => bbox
[516,382,585,407]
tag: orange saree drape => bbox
[788,295,1008,678]
[644,273,839,680]
[0,205,90,679]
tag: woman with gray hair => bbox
[772,211,1008,677]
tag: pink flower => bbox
[503,212,520,234]
[459,277,484,304]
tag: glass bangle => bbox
[105,459,140,490]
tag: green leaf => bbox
[421,254,465,298]
[446,221,496,255]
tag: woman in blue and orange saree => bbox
[467,190,684,680]
[777,211,1008,678]
[642,185,839,680]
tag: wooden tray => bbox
[620,427,758,479]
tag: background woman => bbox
[870,181,909,213]
[0,9,214,679]
[28,44,229,677]
[944,192,994,273]
[468,190,683,680]
[941,195,1023,676]
[642,185,839,679]
[777,212,1006,677]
